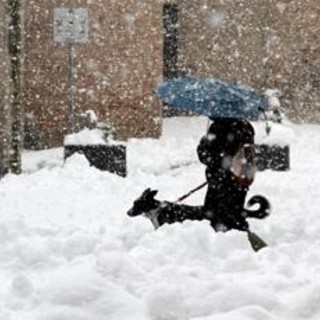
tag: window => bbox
[163,3,179,79]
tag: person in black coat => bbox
[197,118,256,232]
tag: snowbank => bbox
[1,116,320,320]
[253,120,296,147]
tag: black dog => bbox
[127,188,270,231]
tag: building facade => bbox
[22,0,320,148]
[176,0,320,122]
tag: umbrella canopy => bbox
[156,76,268,120]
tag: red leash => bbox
[175,181,208,203]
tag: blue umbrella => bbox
[156,76,268,120]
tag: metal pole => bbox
[68,42,76,133]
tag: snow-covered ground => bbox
[1,116,320,320]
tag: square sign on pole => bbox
[54,8,89,44]
[53,7,89,133]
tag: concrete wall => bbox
[23,0,163,148]
[0,0,11,176]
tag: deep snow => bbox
[0,116,320,320]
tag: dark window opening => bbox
[163,3,179,79]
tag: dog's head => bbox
[127,188,159,217]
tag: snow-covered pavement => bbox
[1,116,320,320]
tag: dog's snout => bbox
[127,208,138,217]
[127,208,134,216]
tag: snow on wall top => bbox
[64,128,107,146]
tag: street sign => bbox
[54,8,89,44]
[53,7,89,132]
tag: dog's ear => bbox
[150,190,158,198]
[142,188,152,197]
[141,188,158,200]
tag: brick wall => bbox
[177,0,320,122]
[267,0,320,122]
[176,0,265,85]
[23,0,163,148]
[22,0,320,148]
